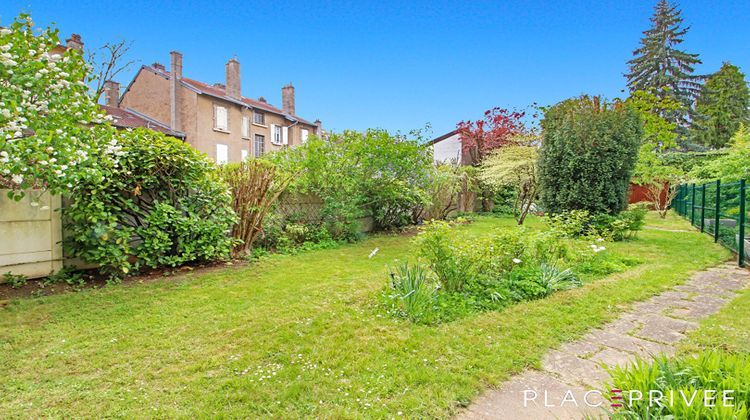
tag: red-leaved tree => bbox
[456,108,526,211]
[456,107,526,165]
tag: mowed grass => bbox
[0,213,731,418]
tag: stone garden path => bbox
[459,262,749,420]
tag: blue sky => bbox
[2,0,749,138]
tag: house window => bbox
[216,144,228,164]
[242,116,250,138]
[253,110,265,125]
[214,105,229,131]
[301,128,309,143]
[241,149,248,161]
[271,124,283,145]
[254,134,265,157]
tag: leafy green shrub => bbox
[546,208,646,241]
[394,220,606,324]
[607,351,750,418]
[267,129,432,235]
[538,95,641,214]
[415,220,475,292]
[63,129,237,279]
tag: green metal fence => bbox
[673,180,748,267]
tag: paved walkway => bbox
[459,262,749,420]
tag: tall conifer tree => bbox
[626,0,702,127]
[691,63,750,148]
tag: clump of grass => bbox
[607,351,750,418]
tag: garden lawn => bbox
[0,213,731,417]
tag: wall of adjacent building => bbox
[0,190,63,281]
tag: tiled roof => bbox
[101,105,185,138]
[144,65,316,126]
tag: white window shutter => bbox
[216,144,228,164]
[282,126,289,145]
[269,124,276,144]
[242,116,249,137]
[241,149,248,161]
[301,129,309,143]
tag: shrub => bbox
[414,220,475,292]
[546,208,646,241]
[63,129,236,279]
[0,14,120,199]
[419,164,465,221]
[539,96,641,215]
[268,129,433,236]
[218,160,290,257]
[400,220,599,324]
[607,351,750,418]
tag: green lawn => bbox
[0,213,731,417]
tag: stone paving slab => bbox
[458,262,749,420]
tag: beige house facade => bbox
[111,51,321,163]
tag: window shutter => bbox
[282,126,289,145]
[301,129,309,143]
[270,124,276,144]
[242,116,249,137]
[241,149,248,161]
[216,144,228,164]
[213,105,217,129]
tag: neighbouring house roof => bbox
[129,65,316,126]
[101,105,185,138]
[427,129,460,145]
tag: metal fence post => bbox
[691,183,696,226]
[739,179,746,267]
[714,180,721,242]
[700,183,706,232]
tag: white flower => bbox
[512,258,522,264]
[596,237,605,242]
[11,174,23,184]
[0,28,11,36]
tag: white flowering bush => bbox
[0,14,118,198]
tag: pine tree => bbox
[626,0,702,126]
[691,63,750,148]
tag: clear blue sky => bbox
[2,0,749,137]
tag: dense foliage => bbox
[381,219,639,324]
[690,124,750,182]
[479,134,539,225]
[691,62,750,149]
[268,129,432,238]
[625,0,702,126]
[545,206,647,242]
[218,160,289,257]
[64,129,236,279]
[538,96,642,214]
[0,14,120,198]
[608,351,750,418]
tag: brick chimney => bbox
[225,58,241,99]
[103,80,120,107]
[66,33,83,50]
[282,83,295,115]
[314,119,323,136]
[170,51,183,131]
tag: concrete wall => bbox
[0,190,62,280]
